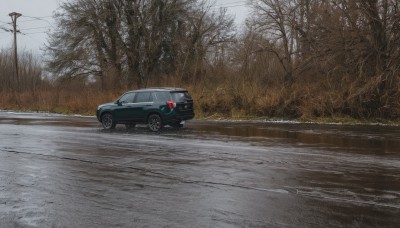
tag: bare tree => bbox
[249,0,299,84]
[0,49,14,93]
[0,49,43,93]
[178,2,235,82]
[243,0,400,118]
[46,0,124,91]
[231,25,283,85]
[46,0,234,90]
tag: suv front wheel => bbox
[101,113,116,129]
[148,114,162,132]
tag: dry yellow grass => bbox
[1,73,399,121]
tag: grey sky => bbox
[0,0,59,55]
[0,0,249,55]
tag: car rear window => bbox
[171,91,192,102]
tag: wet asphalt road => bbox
[0,112,399,227]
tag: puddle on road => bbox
[0,113,97,128]
[188,122,400,155]
[1,112,400,155]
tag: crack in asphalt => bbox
[2,148,400,210]
[0,148,292,194]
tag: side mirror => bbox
[115,100,122,106]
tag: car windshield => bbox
[171,92,192,102]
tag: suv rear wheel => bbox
[148,114,162,132]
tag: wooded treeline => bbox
[0,50,46,106]
[244,0,400,118]
[1,0,400,119]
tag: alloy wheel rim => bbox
[149,117,160,131]
[103,114,112,128]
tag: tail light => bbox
[166,101,176,109]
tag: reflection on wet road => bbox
[0,112,399,227]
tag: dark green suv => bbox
[96,88,195,131]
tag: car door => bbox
[113,92,136,121]
[131,92,153,121]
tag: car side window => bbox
[119,93,135,104]
[134,92,152,103]
[152,91,171,102]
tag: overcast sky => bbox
[0,0,249,55]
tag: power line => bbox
[19,18,48,23]
[0,22,11,27]
[17,25,52,34]
[10,3,247,34]
[19,26,52,31]
[23,31,49,35]
[20,15,54,28]
[24,33,45,45]
[0,26,12,33]
[21,15,53,19]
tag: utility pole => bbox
[9,12,22,94]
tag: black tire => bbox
[125,124,136,129]
[148,114,162,132]
[101,113,116,129]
